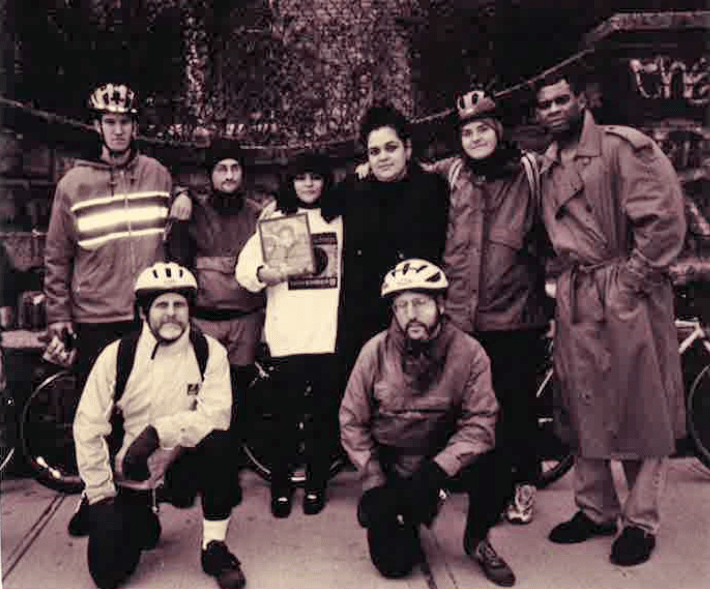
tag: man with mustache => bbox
[73,262,246,589]
[168,138,268,415]
[340,259,516,587]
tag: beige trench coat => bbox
[540,111,687,458]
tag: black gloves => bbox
[358,461,448,529]
[357,484,401,528]
[122,426,160,481]
[402,460,448,526]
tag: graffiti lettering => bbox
[629,56,709,106]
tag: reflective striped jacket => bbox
[45,152,172,324]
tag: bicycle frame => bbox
[676,318,710,355]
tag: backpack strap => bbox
[447,158,464,190]
[520,151,541,210]
[188,325,209,381]
[115,331,141,404]
[107,330,140,459]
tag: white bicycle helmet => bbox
[381,259,449,298]
[89,83,138,115]
[134,262,197,305]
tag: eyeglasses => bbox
[392,297,435,312]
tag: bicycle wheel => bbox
[20,370,83,493]
[536,368,574,488]
[0,390,17,476]
[688,363,710,469]
[241,361,345,486]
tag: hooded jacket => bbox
[167,189,267,317]
[340,319,498,491]
[429,149,550,333]
[45,151,172,324]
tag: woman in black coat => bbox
[323,103,449,381]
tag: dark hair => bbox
[359,102,411,146]
[533,69,585,97]
[277,151,334,214]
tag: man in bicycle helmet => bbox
[44,82,192,389]
[72,262,246,589]
[340,259,517,587]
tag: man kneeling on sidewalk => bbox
[72,262,245,589]
[339,259,516,587]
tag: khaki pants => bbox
[574,457,668,535]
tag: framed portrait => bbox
[258,213,315,277]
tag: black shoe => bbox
[68,494,90,537]
[271,485,293,518]
[303,489,326,515]
[549,511,617,544]
[610,526,656,566]
[201,540,246,589]
[467,538,516,587]
[140,509,162,550]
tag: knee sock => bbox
[202,517,230,549]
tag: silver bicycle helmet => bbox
[381,259,449,298]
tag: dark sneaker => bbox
[201,540,246,589]
[468,538,516,587]
[610,526,656,566]
[303,489,326,515]
[549,511,617,544]
[270,484,293,518]
[68,494,90,537]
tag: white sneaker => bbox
[505,483,535,525]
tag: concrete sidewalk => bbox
[2,458,709,589]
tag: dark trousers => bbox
[368,449,514,578]
[266,354,342,491]
[87,430,239,589]
[75,320,139,393]
[476,328,546,485]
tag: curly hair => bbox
[359,102,411,147]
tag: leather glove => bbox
[402,460,448,527]
[357,484,401,528]
[122,426,160,481]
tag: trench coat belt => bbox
[561,258,622,325]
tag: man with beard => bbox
[339,259,516,587]
[73,262,246,589]
[168,138,268,402]
[535,73,686,566]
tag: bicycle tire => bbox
[1,390,17,477]
[241,361,346,486]
[20,370,83,494]
[536,368,574,488]
[688,363,710,469]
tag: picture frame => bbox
[258,213,315,277]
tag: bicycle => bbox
[534,290,710,489]
[240,358,347,485]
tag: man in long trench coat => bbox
[534,74,686,567]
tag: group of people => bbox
[40,71,687,589]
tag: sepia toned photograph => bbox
[1,2,710,589]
